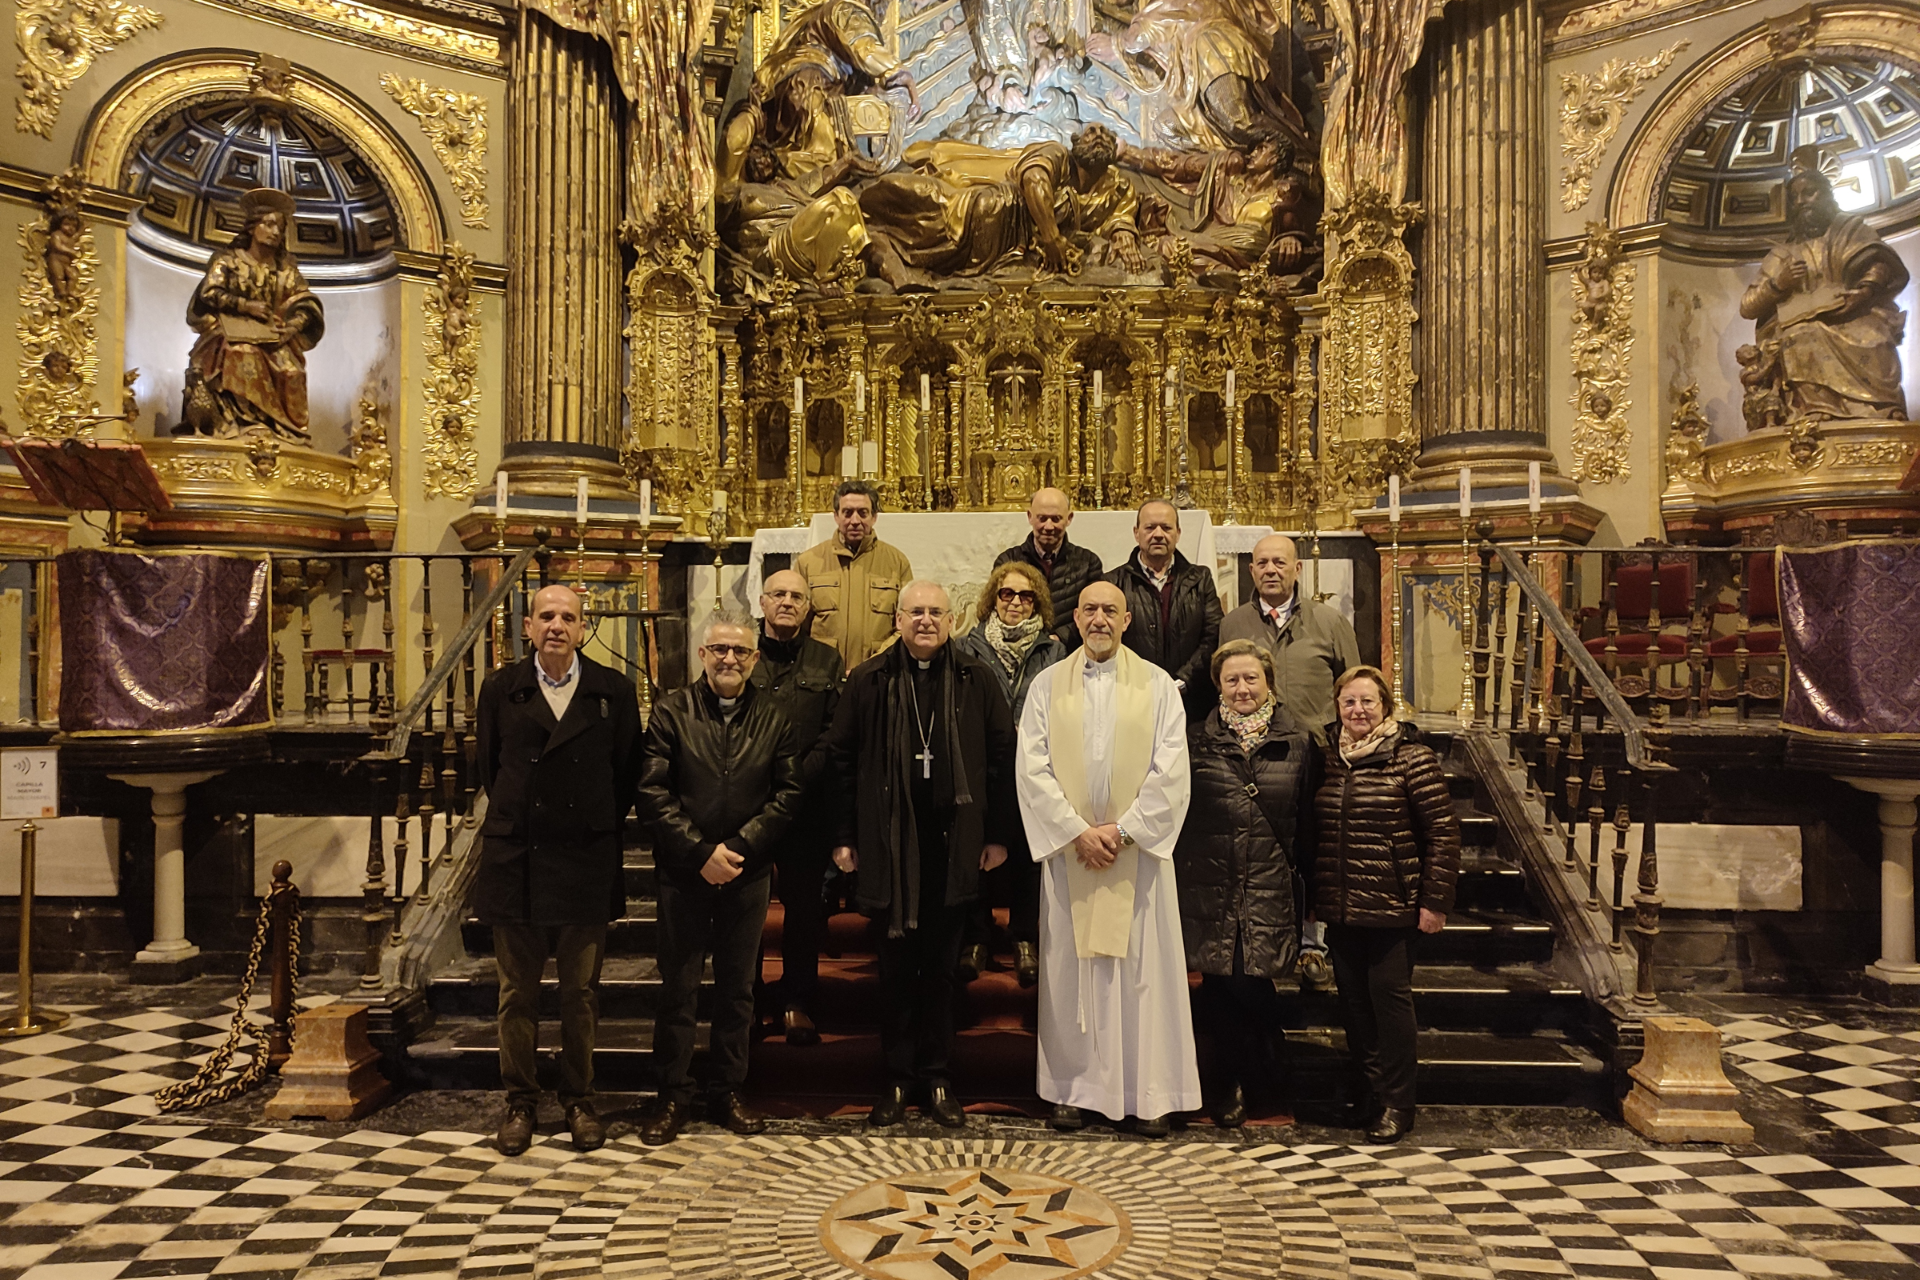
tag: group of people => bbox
[472,481,1461,1156]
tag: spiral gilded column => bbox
[1411,0,1568,496]
[502,5,630,496]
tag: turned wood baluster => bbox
[1610,788,1632,951]
[1586,763,1606,909]
[390,786,410,943]
[1472,527,1495,727]
[1601,552,1621,700]
[1562,729,1584,870]
[461,558,479,816]
[1509,561,1529,737]
[379,558,397,728]
[356,769,388,994]
[1735,550,1753,722]
[300,559,316,723]
[441,675,458,870]
[1633,773,1663,1005]
[1539,695,1562,822]
[416,745,437,894]
[1686,557,1707,722]
[1493,564,1514,748]
[1646,554,1664,710]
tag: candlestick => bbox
[1458,466,1472,521]
[1528,460,1541,515]
[1459,515,1476,727]
[1389,473,1401,525]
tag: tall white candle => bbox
[1528,460,1541,514]
[1458,467,1472,520]
[575,477,588,527]
[495,470,507,517]
[1092,369,1104,408]
[1389,473,1401,523]
[840,445,857,478]
[855,370,867,414]
[713,488,728,513]
[1225,367,1236,409]
[861,440,878,475]
[920,372,931,413]
[793,376,804,420]
[1164,382,1175,410]
[639,479,651,518]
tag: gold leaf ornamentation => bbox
[379,73,489,228]
[15,0,163,137]
[422,244,480,499]
[15,169,99,437]
[1569,220,1636,483]
[1558,41,1686,213]
[350,396,391,496]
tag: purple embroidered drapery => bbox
[1780,542,1920,736]
[58,549,271,733]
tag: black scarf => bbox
[884,644,974,938]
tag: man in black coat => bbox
[635,612,803,1146]
[474,583,641,1156]
[994,487,1105,649]
[1105,498,1223,719]
[823,580,1017,1128]
[749,569,843,1045]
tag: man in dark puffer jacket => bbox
[1311,666,1460,1144]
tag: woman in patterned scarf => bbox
[954,563,1067,987]
[1173,638,1315,1127]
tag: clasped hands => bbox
[832,844,1008,873]
[1072,823,1123,870]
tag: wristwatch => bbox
[1115,824,1136,848]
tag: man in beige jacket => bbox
[794,480,914,672]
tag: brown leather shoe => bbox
[497,1105,536,1156]
[956,943,989,983]
[639,1099,687,1146]
[783,1007,820,1046]
[710,1091,770,1135]
[1015,942,1039,988]
[566,1102,605,1151]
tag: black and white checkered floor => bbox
[2,983,1918,1280]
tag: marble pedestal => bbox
[107,771,222,984]
[1840,777,1920,1006]
[265,1003,392,1121]
[1622,1016,1754,1145]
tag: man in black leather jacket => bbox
[636,612,802,1145]
[1105,498,1223,719]
[750,569,843,1044]
[993,487,1106,649]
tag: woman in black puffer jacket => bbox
[1175,639,1315,1129]
[1312,665,1460,1144]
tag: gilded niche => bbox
[1568,220,1635,483]
[15,169,99,438]
[380,74,489,228]
[1558,41,1686,213]
[421,244,480,499]
[14,0,163,137]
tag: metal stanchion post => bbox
[1,819,69,1037]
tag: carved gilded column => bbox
[502,5,628,495]
[1412,0,1564,493]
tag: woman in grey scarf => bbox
[954,562,1068,986]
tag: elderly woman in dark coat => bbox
[953,561,1067,986]
[1174,638,1315,1128]
[1312,665,1460,1144]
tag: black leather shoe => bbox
[565,1102,605,1151]
[1211,1084,1246,1130]
[710,1092,769,1135]
[783,1008,820,1046]
[869,1085,908,1127]
[497,1105,536,1156]
[1134,1113,1171,1139]
[1015,942,1039,988]
[1367,1106,1416,1144]
[639,1099,688,1146]
[956,943,989,983]
[1050,1103,1085,1131]
[926,1081,965,1128]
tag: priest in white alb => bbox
[1016,579,1201,1137]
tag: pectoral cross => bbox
[915,746,933,779]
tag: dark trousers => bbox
[654,874,772,1106]
[877,814,966,1087]
[1197,969,1287,1101]
[962,836,1039,950]
[773,843,829,1010]
[1325,923,1419,1110]
[494,923,608,1107]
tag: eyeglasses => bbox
[702,644,755,660]
[997,588,1038,605]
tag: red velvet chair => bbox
[1583,557,1698,699]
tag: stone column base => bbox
[1622,1015,1754,1145]
[265,1003,392,1121]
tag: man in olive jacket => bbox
[636,613,803,1146]
[474,584,641,1157]
[749,569,843,1044]
[823,581,1017,1127]
[794,480,914,672]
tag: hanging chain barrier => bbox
[156,875,301,1113]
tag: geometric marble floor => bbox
[3,980,1920,1280]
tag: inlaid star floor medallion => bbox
[819,1166,1128,1280]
